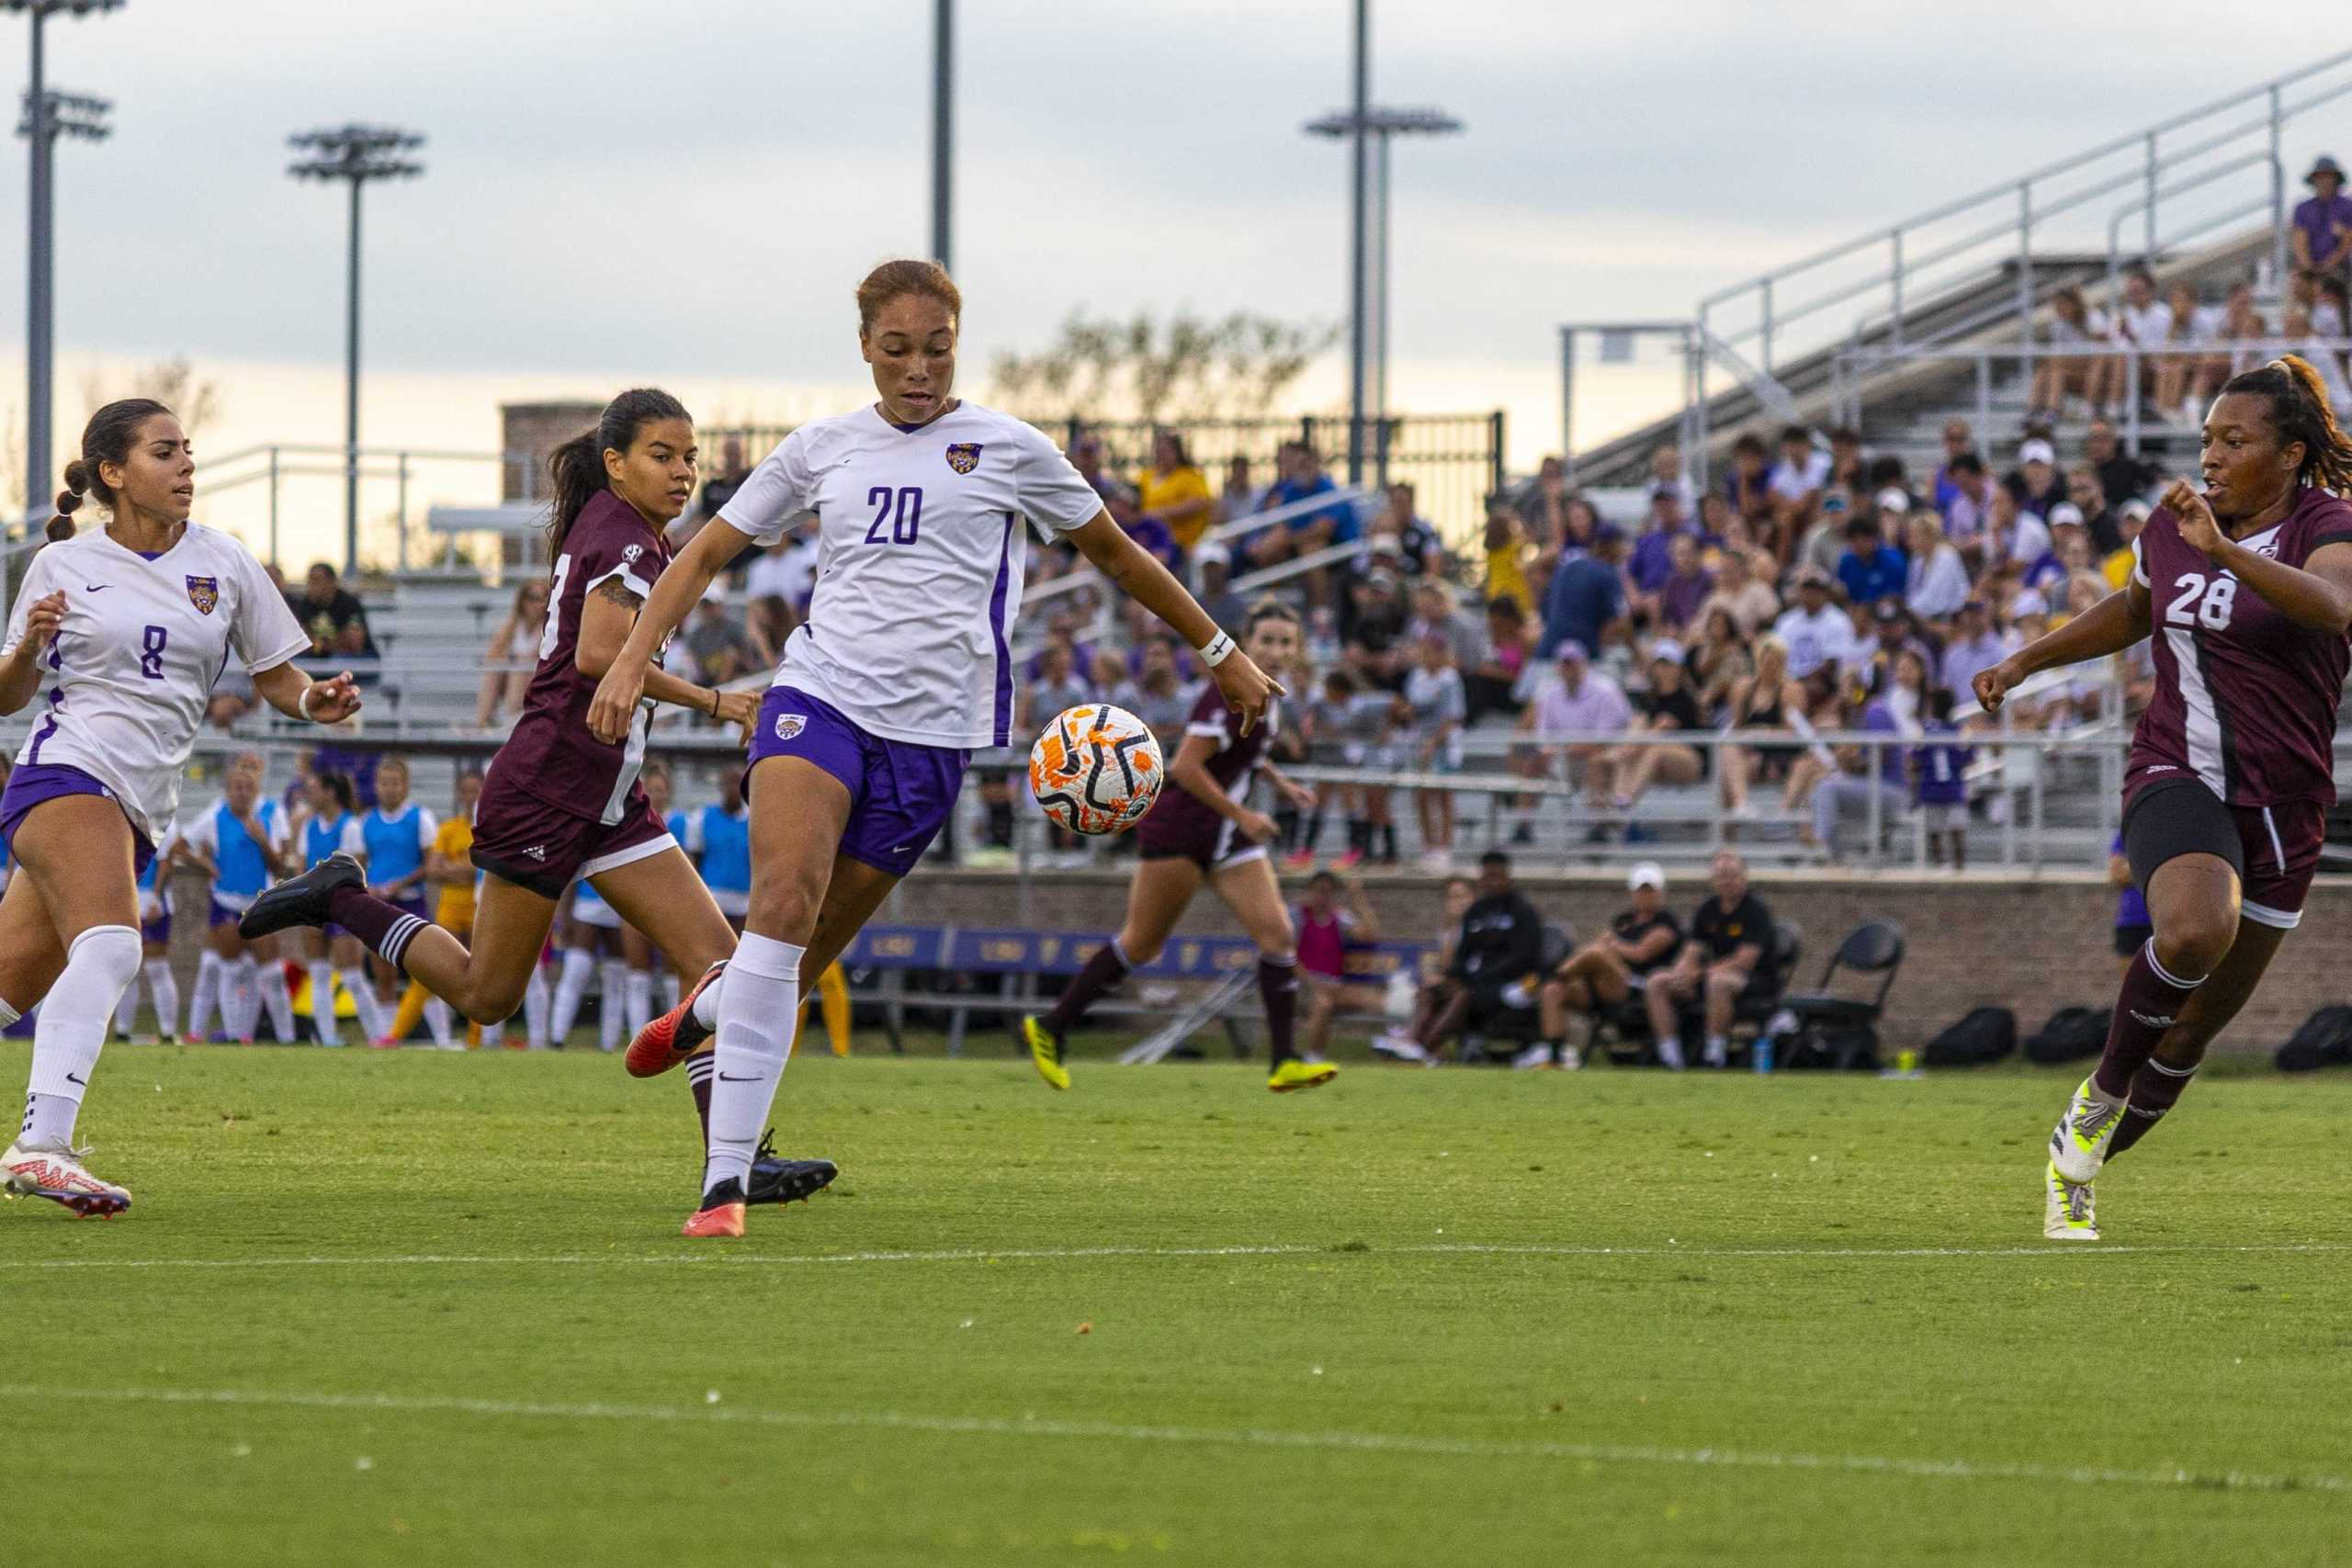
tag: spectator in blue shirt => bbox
[1834,513,1906,609]
[1628,491,1686,596]
[1246,441,1357,606]
[1541,525,1627,660]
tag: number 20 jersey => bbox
[718,402,1106,750]
[2128,487,2352,807]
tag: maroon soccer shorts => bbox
[470,775,676,901]
[2120,774,2323,931]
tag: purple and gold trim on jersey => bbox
[989,513,1016,747]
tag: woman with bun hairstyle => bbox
[0,399,361,1215]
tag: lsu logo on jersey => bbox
[944,443,984,475]
[185,575,220,615]
[773,713,808,740]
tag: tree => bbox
[989,309,1339,426]
[77,356,224,438]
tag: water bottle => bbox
[1752,1032,1775,1074]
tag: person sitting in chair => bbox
[1643,850,1775,1069]
[1527,861,1683,1068]
[1373,851,1543,1063]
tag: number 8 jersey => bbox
[2128,487,2352,807]
[719,403,1106,749]
[1,525,308,842]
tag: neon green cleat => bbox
[1268,1059,1339,1094]
[1023,1015,1069,1091]
[2042,1160,2098,1241]
[2049,1076,2128,1184]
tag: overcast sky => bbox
[0,1,2344,554]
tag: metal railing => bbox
[1634,51,2352,487]
[1828,335,2352,457]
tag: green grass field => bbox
[5,1041,2348,1566]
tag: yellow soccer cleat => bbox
[1268,1058,1339,1094]
[1023,1015,1070,1091]
[2042,1160,2099,1242]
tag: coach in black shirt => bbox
[1377,851,1544,1061]
[1643,850,1775,1070]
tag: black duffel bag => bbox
[1924,1006,2018,1068]
[2275,1005,2352,1073]
[2023,1006,2110,1065]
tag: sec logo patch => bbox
[774,713,808,740]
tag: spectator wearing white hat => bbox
[2003,436,2068,519]
[1525,861,1684,1069]
[1770,567,1859,683]
[2102,498,2150,592]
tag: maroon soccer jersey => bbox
[1135,685,1280,860]
[489,490,673,826]
[2126,487,2352,807]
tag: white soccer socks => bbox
[702,932,805,1199]
[24,925,140,1147]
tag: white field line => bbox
[0,1382,2338,1496]
[1,1239,2348,1272]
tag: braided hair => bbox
[2219,355,2352,494]
[50,398,173,542]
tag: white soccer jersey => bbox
[2,525,307,842]
[719,402,1106,749]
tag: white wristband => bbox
[298,682,319,720]
[1200,631,1236,668]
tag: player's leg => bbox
[1026,854,1201,1089]
[251,932,297,1043]
[2106,918,2285,1166]
[2053,784,2241,1186]
[618,920,656,1041]
[266,861,557,1029]
[1213,852,1329,1091]
[589,845,738,1097]
[550,917,597,1047]
[0,864,68,1029]
[332,929,390,1043]
[220,927,259,1044]
[1699,958,1751,1068]
[4,796,144,1214]
[694,755,851,1221]
[300,927,343,1047]
[140,930,178,1044]
[187,917,231,1043]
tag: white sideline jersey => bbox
[2,525,306,843]
[719,401,1106,749]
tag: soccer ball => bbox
[1029,704,1165,836]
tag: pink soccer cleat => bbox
[3,1141,132,1218]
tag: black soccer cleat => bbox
[237,852,364,941]
[745,1130,838,1208]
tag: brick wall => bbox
[876,867,2351,1055]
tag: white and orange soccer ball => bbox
[1028,704,1165,836]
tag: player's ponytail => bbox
[2222,355,2352,493]
[51,397,173,542]
[545,387,692,557]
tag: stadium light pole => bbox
[5,0,123,532]
[932,0,952,269]
[1305,104,1463,486]
[288,123,424,576]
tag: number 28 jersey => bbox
[718,402,1106,749]
[2127,487,2352,807]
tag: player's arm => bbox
[575,575,757,733]
[252,660,363,725]
[1620,924,1678,965]
[2176,479,2352,634]
[1068,512,1280,734]
[1166,730,1275,842]
[0,588,65,715]
[587,522,755,745]
[1255,757,1317,812]
[1974,578,2151,714]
